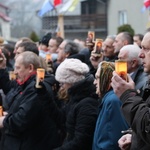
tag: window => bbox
[119,10,127,26]
[81,0,96,14]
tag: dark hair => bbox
[18,41,39,55]
[3,43,15,59]
[64,41,80,56]
[51,36,63,47]
[134,34,144,41]
[122,32,133,44]
[39,33,52,47]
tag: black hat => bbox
[39,33,52,47]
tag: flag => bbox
[141,6,146,12]
[144,0,150,8]
[58,0,79,14]
[68,0,79,12]
[141,0,150,13]
[54,0,62,6]
[38,0,54,17]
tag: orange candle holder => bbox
[0,106,3,117]
[46,53,51,64]
[9,71,16,80]
[36,68,45,88]
[115,60,127,81]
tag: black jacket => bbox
[120,83,150,150]
[0,73,60,150]
[131,65,148,93]
[55,74,99,150]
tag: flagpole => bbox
[58,14,65,38]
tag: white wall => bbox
[0,19,11,39]
[107,0,149,35]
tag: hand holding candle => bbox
[46,53,52,64]
[0,106,3,117]
[9,71,16,80]
[36,68,45,88]
[115,60,127,81]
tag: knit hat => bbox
[55,58,89,84]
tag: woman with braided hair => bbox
[92,61,129,150]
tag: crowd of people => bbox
[0,29,149,150]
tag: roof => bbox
[0,12,11,22]
[0,3,9,10]
[0,3,11,22]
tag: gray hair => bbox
[64,40,80,56]
[120,44,142,64]
[106,35,116,41]
[16,51,40,70]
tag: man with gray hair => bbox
[118,44,148,92]
[55,40,85,70]
[102,35,118,62]
[56,40,80,64]
[0,51,60,149]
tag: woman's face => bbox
[60,83,72,91]
[93,68,100,96]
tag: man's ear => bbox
[131,59,138,68]
[29,64,34,73]
[65,53,70,58]
[123,40,128,45]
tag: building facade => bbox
[107,0,149,35]
[42,0,107,40]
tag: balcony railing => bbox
[42,14,107,32]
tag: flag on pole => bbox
[58,0,79,14]
[54,0,62,6]
[38,0,54,17]
[68,0,79,12]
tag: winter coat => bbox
[120,83,150,150]
[92,90,129,150]
[54,74,99,150]
[131,65,148,93]
[0,74,60,150]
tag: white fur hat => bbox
[55,58,89,84]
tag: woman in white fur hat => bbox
[54,58,98,150]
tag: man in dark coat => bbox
[111,31,150,149]
[0,51,60,150]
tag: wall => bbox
[107,0,149,35]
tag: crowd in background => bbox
[0,29,149,150]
